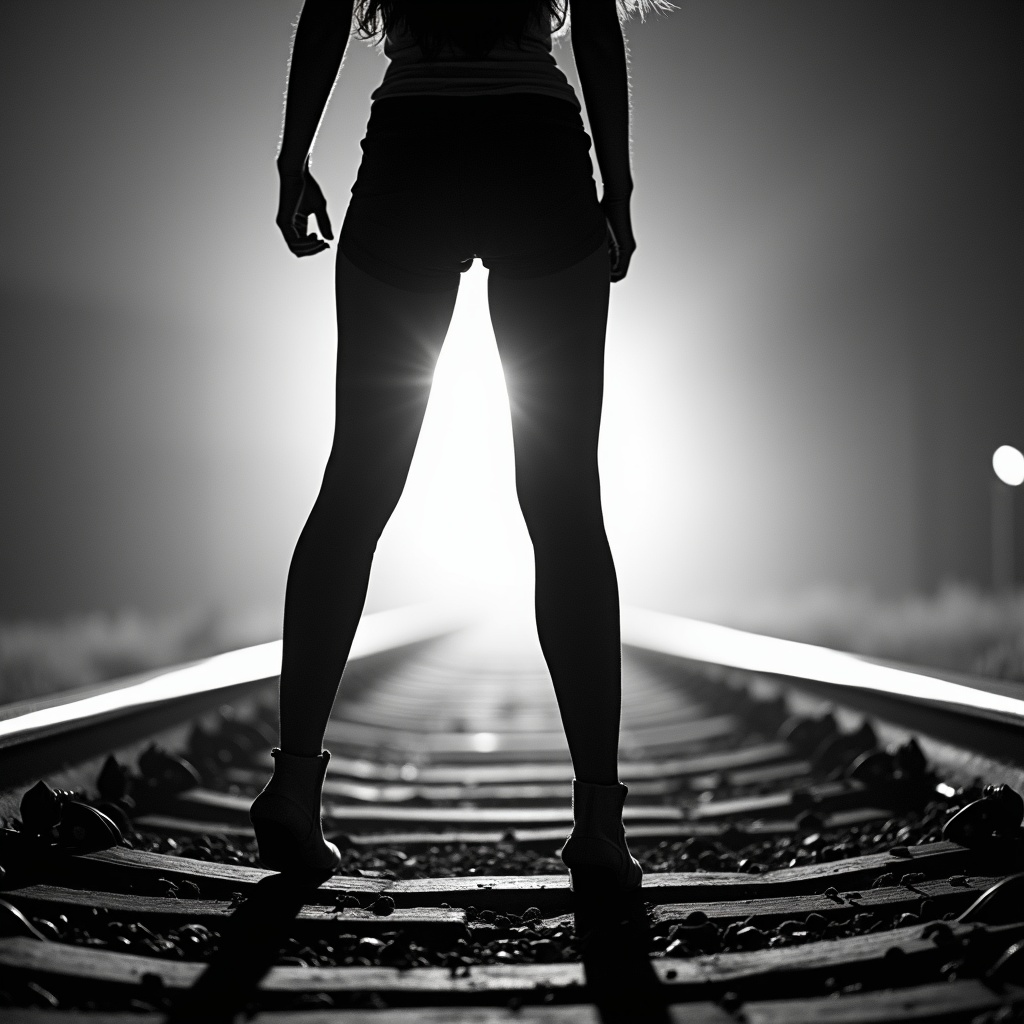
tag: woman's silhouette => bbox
[251,0,667,893]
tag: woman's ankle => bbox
[277,744,323,759]
[574,774,620,787]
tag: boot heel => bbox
[251,817,299,872]
[251,810,341,874]
[570,865,620,895]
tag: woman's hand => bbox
[601,196,636,283]
[276,166,334,257]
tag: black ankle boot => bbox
[559,779,643,893]
[250,748,341,874]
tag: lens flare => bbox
[382,263,536,610]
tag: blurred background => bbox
[1,1,1022,701]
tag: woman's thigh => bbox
[488,242,611,480]
[328,251,459,493]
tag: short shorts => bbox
[339,93,608,293]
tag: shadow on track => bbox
[163,869,332,1023]
[164,869,670,1021]
[575,887,671,1024]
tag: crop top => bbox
[369,12,580,111]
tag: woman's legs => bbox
[278,252,460,756]
[487,242,620,785]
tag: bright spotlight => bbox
[993,445,1024,487]
[382,263,536,612]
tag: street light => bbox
[993,445,1024,487]
[991,445,1023,593]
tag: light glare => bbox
[387,264,535,608]
[992,445,1024,487]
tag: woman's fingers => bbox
[292,238,331,258]
[601,197,635,283]
[315,207,334,241]
[279,210,329,257]
[605,217,623,278]
[604,219,634,283]
[276,169,332,256]
[280,219,329,257]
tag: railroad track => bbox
[0,604,1022,1022]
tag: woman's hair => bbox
[354,0,675,59]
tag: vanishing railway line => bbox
[0,605,1022,1022]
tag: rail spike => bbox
[844,739,935,810]
[777,712,837,753]
[812,720,878,777]
[957,873,1024,926]
[19,780,64,836]
[0,899,48,941]
[986,938,1024,985]
[942,784,1024,848]
[56,801,122,853]
[133,743,202,811]
[96,753,132,802]
[13,779,122,858]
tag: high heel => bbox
[249,748,341,874]
[559,779,643,894]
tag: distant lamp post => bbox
[991,445,1024,593]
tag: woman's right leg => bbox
[487,242,621,786]
[277,251,460,757]
[489,244,643,892]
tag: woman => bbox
[251,0,666,894]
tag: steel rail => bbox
[0,603,464,787]
[621,606,1024,728]
[4,600,1020,786]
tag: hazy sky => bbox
[1,1,1021,620]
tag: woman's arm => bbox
[277,0,355,174]
[570,0,636,281]
[570,0,633,202]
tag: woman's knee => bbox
[312,457,405,536]
[516,474,605,547]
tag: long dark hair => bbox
[354,0,675,60]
